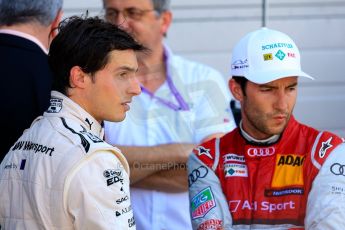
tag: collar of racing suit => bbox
[45,91,104,139]
[239,120,280,145]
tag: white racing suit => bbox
[0,91,135,229]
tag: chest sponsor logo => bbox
[103,169,124,186]
[223,154,245,163]
[197,219,222,230]
[265,187,304,197]
[196,146,213,159]
[47,98,62,113]
[319,137,333,158]
[229,200,295,213]
[188,166,208,187]
[191,187,216,219]
[247,147,275,157]
[224,163,248,177]
[271,154,304,187]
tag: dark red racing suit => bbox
[188,116,345,229]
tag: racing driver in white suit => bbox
[0,16,145,229]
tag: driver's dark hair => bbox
[48,16,146,94]
[232,76,248,96]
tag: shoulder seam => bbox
[310,131,323,170]
[212,138,220,171]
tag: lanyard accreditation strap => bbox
[141,50,190,111]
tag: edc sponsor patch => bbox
[103,169,124,186]
[191,187,216,219]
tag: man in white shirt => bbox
[102,0,237,229]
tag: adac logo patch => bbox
[271,154,305,187]
[191,187,216,219]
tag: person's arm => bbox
[305,143,345,229]
[131,133,227,192]
[188,153,233,229]
[132,163,188,192]
[118,143,195,184]
[65,151,135,229]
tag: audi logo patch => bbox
[188,166,208,187]
[247,147,275,157]
[330,163,345,176]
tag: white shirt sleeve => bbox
[305,143,345,229]
[191,67,236,143]
[65,151,135,230]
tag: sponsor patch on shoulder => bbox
[197,219,222,230]
[195,146,213,159]
[319,137,333,158]
[47,98,62,113]
[191,187,216,219]
[103,169,124,186]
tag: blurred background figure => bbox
[0,0,63,160]
[102,0,236,229]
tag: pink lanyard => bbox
[141,51,190,111]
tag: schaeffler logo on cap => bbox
[231,59,249,70]
[262,43,293,50]
[275,50,286,61]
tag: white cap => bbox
[231,27,314,84]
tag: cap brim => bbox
[245,70,314,84]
